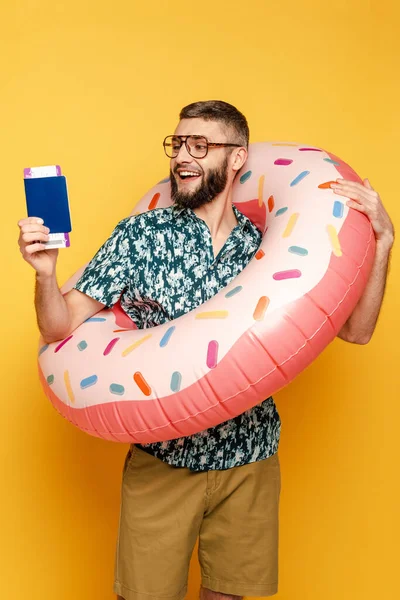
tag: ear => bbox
[231,147,248,174]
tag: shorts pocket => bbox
[122,445,138,477]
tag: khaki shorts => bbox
[113,445,281,600]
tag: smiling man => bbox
[18,100,394,600]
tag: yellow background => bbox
[1,1,399,599]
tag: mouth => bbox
[176,169,202,183]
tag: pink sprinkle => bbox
[103,337,120,356]
[54,335,73,353]
[207,340,219,369]
[273,269,302,280]
[274,158,293,166]
[299,148,322,152]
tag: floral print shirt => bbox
[74,204,281,471]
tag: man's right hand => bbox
[18,217,59,278]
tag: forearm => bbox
[338,235,394,344]
[35,273,71,343]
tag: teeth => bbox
[180,171,200,177]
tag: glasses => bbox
[163,135,242,159]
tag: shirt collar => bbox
[171,203,256,235]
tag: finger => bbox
[18,217,44,227]
[346,200,367,212]
[363,178,374,190]
[22,232,50,244]
[24,242,48,255]
[332,187,373,207]
[334,179,377,198]
[20,224,50,235]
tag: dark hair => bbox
[179,100,249,148]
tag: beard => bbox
[170,155,229,210]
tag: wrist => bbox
[376,232,394,252]
[35,271,57,284]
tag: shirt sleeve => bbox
[73,217,132,308]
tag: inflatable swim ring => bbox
[37,142,375,443]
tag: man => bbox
[18,100,394,600]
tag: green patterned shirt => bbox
[74,204,281,471]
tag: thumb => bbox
[363,178,373,190]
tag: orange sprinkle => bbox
[148,193,160,210]
[318,181,336,189]
[253,296,270,321]
[255,249,265,260]
[268,195,275,212]
[258,175,265,208]
[133,372,152,396]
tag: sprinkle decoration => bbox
[110,383,125,396]
[258,175,265,208]
[148,193,160,210]
[104,338,120,356]
[80,375,98,390]
[39,344,49,356]
[272,143,299,147]
[207,341,219,369]
[288,246,308,256]
[77,340,88,351]
[274,158,293,166]
[333,201,344,218]
[196,311,229,319]
[47,375,54,385]
[299,148,322,152]
[64,370,75,403]
[290,171,310,187]
[283,213,299,237]
[268,195,275,212]
[275,207,288,216]
[255,249,265,260]
[122,334,152,357]
[134,372,152,396]
[253,296,270,321]
[318,181,336,189]
[327,225,342,257]
[324,158,340,166]
[240,170,252,184]
[160,326,176,348]
[85,317,106,323]
[170,371,182,392]
[225,286,243,298]
[158,177,170,184]
[273,270,302,280]
[55,335,73,353]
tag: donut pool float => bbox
[37,142,375,443]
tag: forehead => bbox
[173,118,228,140]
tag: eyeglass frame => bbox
[163,134,243,159]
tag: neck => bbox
[193,186,238,239]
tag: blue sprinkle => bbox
[110,383,125,396]
[170,372,182,392]
[225,286,243,298]
[240,170,252,184]
[333,201,344,218]
[290,171,310,187]
[158,177,170,184]
[288,246,309,256]
[39,344,49,356]
[160,326,176,348]
[275,207,288,216]
[324,158,340,166]
[77,340,88,351]
[47,374,54,385]
[85,317,106,323]
[80,375,98,389]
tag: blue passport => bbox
[24,175,72,233]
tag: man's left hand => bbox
[330,178,394,249]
